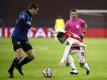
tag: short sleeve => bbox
[18,12,27,23]
[80,18,86,27]
[65,20,69,31]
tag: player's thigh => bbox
[12,38,24,58]
[22,41,32,52]
[74,49,86,63]
[22,41,35,58]
[16,48,24,58]
[26,49,35,59]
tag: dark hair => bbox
[57,32,65,38]
[69,9,77,13]
[28,3,39,10]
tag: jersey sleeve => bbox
[80,18,86,28]
[17,12,27,26]
[65,20,69,31]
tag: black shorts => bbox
[12,38,33,52]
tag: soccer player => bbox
[57,31,90,75]
[8,3,39,78]
[65,9,87,39]
[54,16,65,39]
[65,9,88,67]
[55,16,65,32]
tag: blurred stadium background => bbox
[0,0,107,80]
[0,0,107,38]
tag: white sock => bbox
[83,63,90,71]
[67,55,77,70]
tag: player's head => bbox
[28,3,39,16]
[57,32,66,43]
[69,9,78,20]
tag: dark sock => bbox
[8,60,15,72]
[14,57,20,66]
[19,57,33,67]
[9,57,20,71]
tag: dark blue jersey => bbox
[12,11,32,41]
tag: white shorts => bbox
[71,47,86,63]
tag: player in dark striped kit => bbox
[8,3,39,78]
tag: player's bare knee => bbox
[28,52,35,60]
[30,55,35,60]
[26,50,35,60]
[17,56,23,60]
[17,53,23,59]
[16,53,23,60]
[16,48,24,59]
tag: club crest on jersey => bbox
[76,25,79,29]
[17,41,20,44]
[27,21,31,25]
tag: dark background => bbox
[0,0,107,27]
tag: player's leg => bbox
[8,49,24,77]
[67,51,78,75]
[79,63,90,75]
[8,39,24,78]
[66,45,80,66]
[18,49,35,67]
[68,55,78,75]
[15,48,25,76]
[17,41,35,73]
[78,46,90,75]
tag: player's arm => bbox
[48,29,56,34]
[83,23,88,34]
[49,29,65,34]
[59,44,71,66]
[79,23,88,39]
[84,23,88,31]
[30,27,36,30]
[18,12,27,24]
[18,12,31,27]
[64,22,68,31]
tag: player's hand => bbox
[79,33,84,39]
[31,27,36,30]
[48,29,54,34]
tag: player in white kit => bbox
[57,31,90,75]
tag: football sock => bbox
[14,57,20,66]
[9,60,15,71]
[9,57,20,71]
[83,63,90,71]
[18,56,33,67]
[67,55,77,69]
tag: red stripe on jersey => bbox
[64,32,83,42]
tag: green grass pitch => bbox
[0,38,107,80]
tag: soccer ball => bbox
[43,68,52,78]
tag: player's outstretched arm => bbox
[31,27,36,30]
[58,45,71,67]
[48,29,57,34]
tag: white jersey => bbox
[64,37,85,47]
[60,37,86,63]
